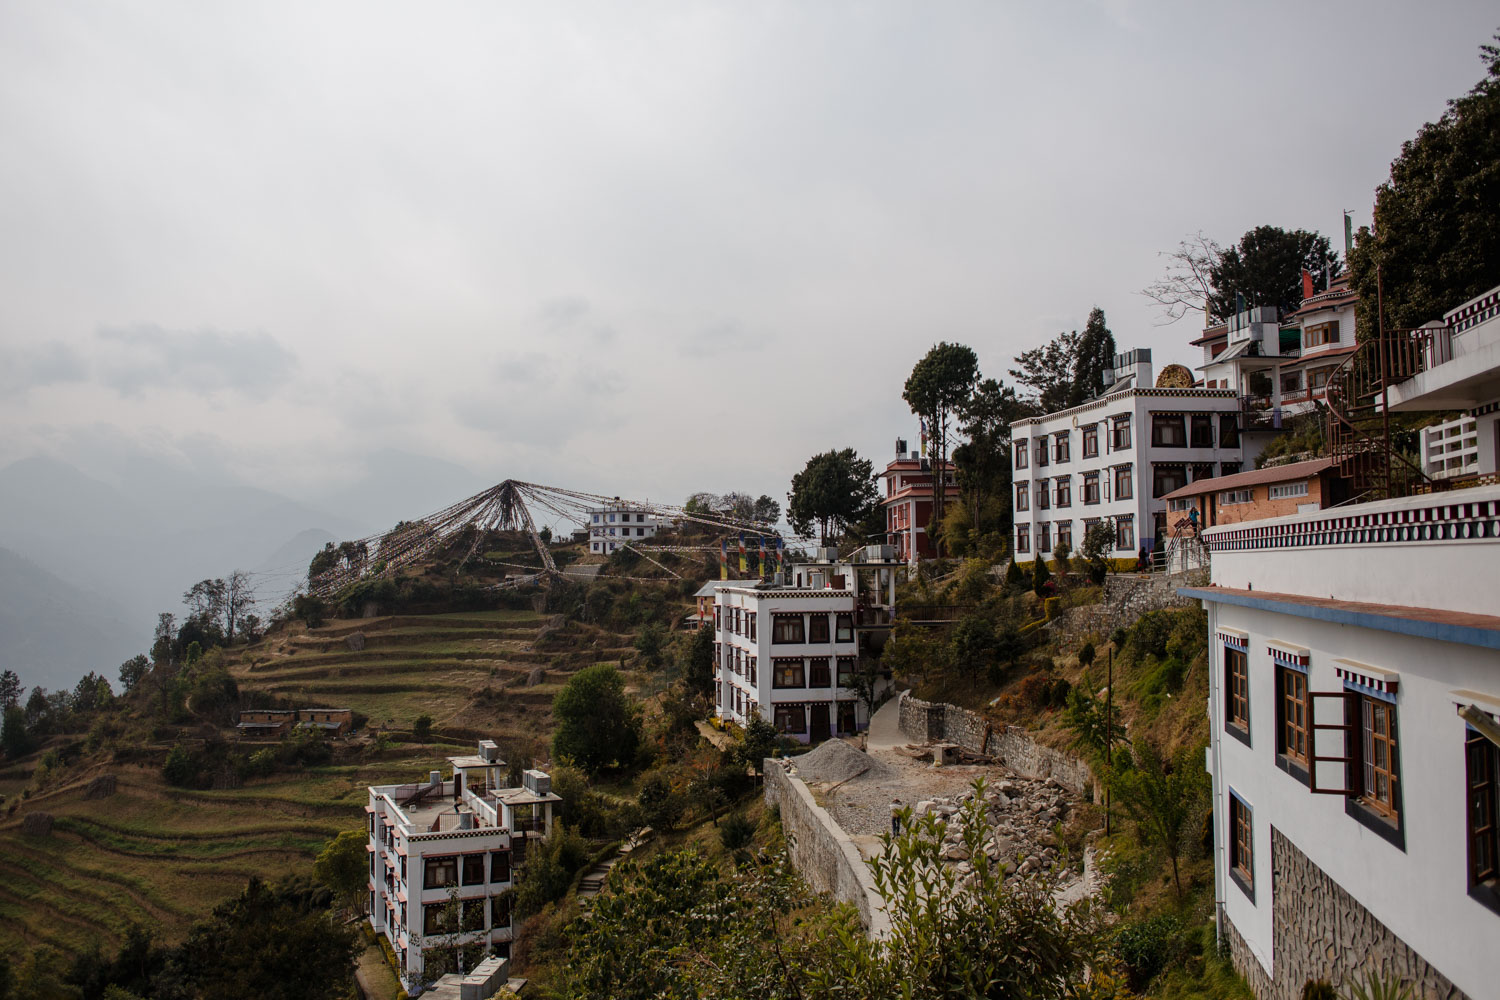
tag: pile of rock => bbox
[911,775,1075,881]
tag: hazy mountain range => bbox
[0,448,493,693]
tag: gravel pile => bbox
[790,739,892,784]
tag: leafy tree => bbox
[951,377,1034,554]
[1208,225,1340,321]
[950,615,997,680]
[683,625,715,698]
[902,342,980,549]
[171,876,358,1000]
[151,613,176,666]
[313,830,369,913]
[1070,307,1117,405]
[1109,740,1210,897]
[632,622,667,667]
[751,495,781,525]
[0,670,20,712]
[638,773,685,831]
[736,716,779,774]
[552,664,642,775]
[1062,688,1125,762]
[72,672,113,713]
[539,525,552,543]
[719,812,755,851]
[786,448,878,544]
[1003,558,1025,591]
[412,714,433,741]
[1,706,32,759]
[1010,329,1081,412]
[1031,556,1052,595]
[292,594,326,629]
[1078,642,1096,670]
[1349,35,1500,334]
[118,655,149,693]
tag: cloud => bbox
[93,325,297,399]
[536,297,617,345]
[683,320,760,357]
[0,341,90,393]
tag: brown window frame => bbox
[772,660,805,689]
[1224,647,1250,745]
[424,855,458,889]
[1082,425,1098,458]
[1015,482,1029,512]
[808,658,831,687]
[1467,728,1500,913]
[1229,792,1254,900]
[1111,415,1132,450]
[1113,465,1133,501]
[1036,478,1050,510]
[1153,464,1188,499]
[773,704,806,734]
[1189,414,1215,448]
[771,616,805,644]
[1275,666,1311,782]
[1114,515,1134,551]
[1016,527,1030,553]
[490,850,511,883]
[836,657,857,688]
[1151,414,1187,447]
[1305,320,1339,348]
[1055,477,1071,508]
[461,853,485,886]
[1014,441,1028,469]
[1053,432,1070,463]
[835,614,853,642]
[1055,521,1072,553]
[1219,413,1241,448]
[1036,440,1049,467]
[1360,696,1401,823]
[808,614,831,644]
[1082,472,1100,505]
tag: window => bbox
[1153,465,1187,498]
[1220,462,1241,476]
[1113,465,1133,500]
[1014,441,1028,469]
[1220,489,1252,505]
[424,856,458,889]
[1305,320,1339,348]
[492,895,513,927]
[748,613,757,641]
[1035,478,1050,509]
[1015,482,1029,511]
[1220,413,1240,448]
[1082,472,1100,505]
[808,614,831,643]
[1269,481,1309,500]
[1229,793,1254,899]
[1308,366,1336,390]
[1114,515,1134,551]
[1055,477,1072,507]
[835,614,853,642]
[1224,647,1250,741]
[808,658,831,687]
[608,513,615,522]
[1191,463,1215,483]
[1276,667,1310,775]
[748,656,757,683]
[490,851,510,883]
[1467,728,1499,909]
[1111,415,1132,450]
[1359,696,1400,823]
[1016,527,1030,553]
[1038,522,1051,552]
[636,527,645,536]
[1151,414,1187,447]
[1190,415,1215,448]
[1053,432,1070,463]
[1036,440,1049,467]
[1055,521,1072,553]
[461,853,485,886]
[772,616,805,644]
[836,657,856,688]
[637,513,646,522]
[774,705,806,734]
[772,660,805,688]
[1082,425,1099,458]
[425,901,456,935]
[1280,370,1304,394]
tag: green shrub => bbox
[1114,914,1182,989]
[719,812,755,851]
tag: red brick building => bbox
[1161,457,1348,535]
[881,446,961,564]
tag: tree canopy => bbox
[786,448,878,544]
[902,343,979,550]
[1009,309,1116,412]
[1208,225,1340,321]
[552,664,642,775]
[1349,34,1500,334]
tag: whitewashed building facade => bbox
[1011,349,1264,561]
[367,742,560,989]
[1181,488,1500,1000]
[586,501,665,554]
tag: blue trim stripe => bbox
[1342,679,1397,704]
[1178,587,1500,651]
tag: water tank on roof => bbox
[478,739,500,762]
[523,769,551,796]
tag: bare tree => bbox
[224,570,257,644]
[1139,231,1222,325]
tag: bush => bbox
[1114,914,1182,989]
[719,812,755,852]
[162,744,202,788]
[412,715,433,741]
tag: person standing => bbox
[890,798,903,837]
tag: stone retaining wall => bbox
[1221,828,1468,1000]
[763,761,890,938]
[896,693,1096,796]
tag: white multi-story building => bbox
[1195,275,1359,421]
[367,741,560,989]
[1011,349,1266,562]
[712,547,898,741]
[1180,486,1500,1000]
[586,500,665,554]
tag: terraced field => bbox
[0,750,449,956]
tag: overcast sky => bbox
[2,1,1496,518]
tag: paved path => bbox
[865,692,907,752]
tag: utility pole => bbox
[1104,646,1114,836]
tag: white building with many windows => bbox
[367,742,560,989]
[1180,488,1500,1000]
[1011,349,1265,562]
[711,547,898,741]
[586,501,665,554]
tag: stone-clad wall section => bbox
[763,760,890,938]
[896,693,1096,796]
[1221,828,1468,1000]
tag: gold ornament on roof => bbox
[1156,364,1194,389]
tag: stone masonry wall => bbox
[1049,573,1202,649]
[1222,827,1468,1000]
[896,693,1096,797]
[763,760,890,938]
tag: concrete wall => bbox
[896,693,1096,796]
[1222,829,1469,1000]
[763,761,890,938]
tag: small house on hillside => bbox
[295,707,354,735]
[1161,458,1348,535]
[235,709,295,738]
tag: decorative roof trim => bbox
[1333,658,1398,697]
